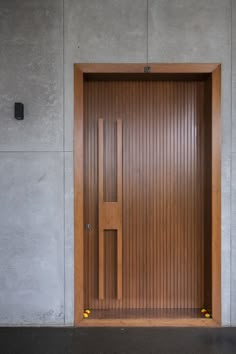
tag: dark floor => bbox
[0,327,236,354]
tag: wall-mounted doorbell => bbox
[14,103,24,120]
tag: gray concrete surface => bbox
[64,152,74,324]
[232,0,236,326]
[0,0,235,326]
[232,155,236,324]
[0,153,64,324]
[0,0,63,151]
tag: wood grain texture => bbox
[84,79,206,311]
[204,76,212,311]
[74,64,221,326]
[98,119,123,300]
[74,65,84,325]
[211,66,221,325]
[80,318,219,327]
[98,118,105,300]
[78,63,218,74]
[116,119,123,300]
[88,308,203,319]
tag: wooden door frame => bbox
[74,63,221,327]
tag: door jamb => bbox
[74,63,221,327]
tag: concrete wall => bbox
[232,0,236,325]
[0,0,235,326]
[0,0,65,325]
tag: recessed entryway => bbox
[74,64,221,327]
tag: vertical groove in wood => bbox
[116,119,123,301]
[74,66,84,324]
[84,78,207,311]
[211,67,221,324]
[98,119,105,300]
[204,76,212,312]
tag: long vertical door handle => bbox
[98,119,123,300]
[98,119,105,300]
[116,119,123,300]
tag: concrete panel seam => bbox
[63,0,66,325]
[230,0,233,326]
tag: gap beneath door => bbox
[88,308,202,320]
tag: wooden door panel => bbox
[84,80,205,310]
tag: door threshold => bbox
[78,318,219,327]
[78,308,219,327]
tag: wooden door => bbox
[83,78,206,311]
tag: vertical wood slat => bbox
[74,65,84,324]
[117,119,123,301]
[211,66,221,324]
[98,118,123,300]
[98,119,105,300]
[204,77,212,311]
